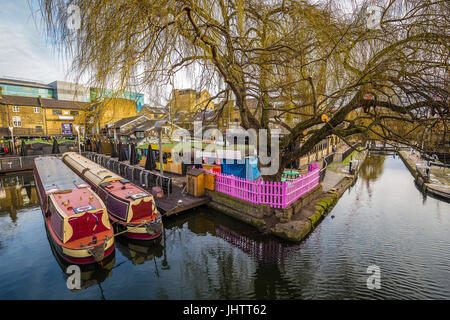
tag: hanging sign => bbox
[62,123,73,135]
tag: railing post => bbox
[282,181,287,208]
[258,179,262,204]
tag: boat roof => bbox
[100,180,151,201]
[63,152,122,185]
[34,156,87,193]
[50,188,104,217]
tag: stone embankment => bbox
[397,151,450,201]
[270,150,367,242]
[207,149,368,243]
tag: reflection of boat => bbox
[62,152,163,240]
[115,236,163,265]
[46,225,115,292]
[34,156,115,264]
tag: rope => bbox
[111,218,157,238]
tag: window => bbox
[53,110,62,115]
[70,111,79,116]
[34,107,40,113]
[12,116,22,127]
[12,106,20,112]
[35,126,43,132]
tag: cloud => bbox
[0,0,69,83]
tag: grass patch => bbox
[341,150,357,164]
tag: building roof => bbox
[109,115,142,128]
[0,78,53,90]
[0,94,87,109]
[133,120,158,132]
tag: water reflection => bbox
[115,236,163,266]
[359,154,385,181]
[0,157,449,299]
[47,226,116,296]
[0,173,39,220]
[183,210,299,263]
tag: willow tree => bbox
[39,0,449,179]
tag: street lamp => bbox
[74,125,81,154]
[8,127,15,155]
[154,120,165,180]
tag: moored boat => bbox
[34,156,115,264]
[62,152,163,240]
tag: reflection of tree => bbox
[253,262,299,299]
[359,155,386,181]
[178,209,305,298]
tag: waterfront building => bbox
[138,105,167,120]
[166,89,215,125]
[0,77,145,137]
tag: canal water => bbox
[0,154,448,299]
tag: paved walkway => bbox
[399,151,449,201]
[321,170,347,192]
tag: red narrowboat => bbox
[62,152,163,240]
[34,156,115,264]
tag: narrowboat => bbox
[62,152,163,240]
[34,156,115,264]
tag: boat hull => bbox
[111,215,162,240]
[42,208,115,264]
[45,221,115,264]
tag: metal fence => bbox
[84,152,173,195]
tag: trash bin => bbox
[186,168,205,197]
[205,172,215,191]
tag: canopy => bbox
[221,157,260,180]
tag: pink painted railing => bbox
[215,163,320,209]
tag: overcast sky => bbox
[0,0,69,83]
[0,0,183,104]
[0,0,360,104]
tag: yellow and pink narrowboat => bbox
[34,156,115,264]
[62,152,163,240]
